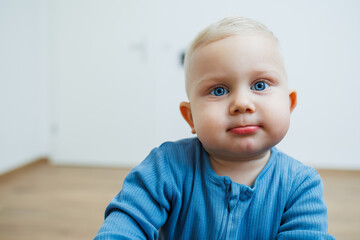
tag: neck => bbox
[209,150,271,186]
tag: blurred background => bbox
[1,0,360,239]
[1,0,360,173]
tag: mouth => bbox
[228,125,260,135]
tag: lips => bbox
[228,125,260,135]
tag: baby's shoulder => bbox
[138,138,203,176]
[127,138,202,193]
[146,138,204,189]
[271,148,321,187]
[159,137,201,151]
[157,137,203,164]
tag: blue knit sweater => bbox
[95,138,335,239]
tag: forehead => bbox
[194,34,283,75]
[186,34,286,95]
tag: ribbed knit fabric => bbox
[94,138,335,239]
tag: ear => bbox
[179,101,196,134]
[288,89,297,113]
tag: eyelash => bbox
[250,80,270,91]
[209,80,271,96]
[209,86,229,96]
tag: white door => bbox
[48,0,157,167]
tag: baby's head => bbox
[184,16,279,96]
[180,16,297,161]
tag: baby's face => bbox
[181,34,296,161]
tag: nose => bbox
[229,91,255,115]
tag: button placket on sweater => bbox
[224,179,254,239]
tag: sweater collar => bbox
[197,138,277,192]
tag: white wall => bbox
[47,0,159,167]
[1,0,359,172]
[267,1,360,169]
[49,0,360,169]
[0,0,49,175]
[151,0,360,169]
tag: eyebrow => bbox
[253,69,285,80]
[195,68,284,85]
[250,63,286,76]
[194,75,229,89]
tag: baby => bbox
[95,16,335,239]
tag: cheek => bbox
[192,104,224,133]
[260,95,291,130]
[264,103,291,139]
[193,111,218,131]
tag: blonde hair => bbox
[184,16,279,96]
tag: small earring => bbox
[191,128,196,134]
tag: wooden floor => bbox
[0,160,359,240]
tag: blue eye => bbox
[210,87,229,96]
[251,81,269,91]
